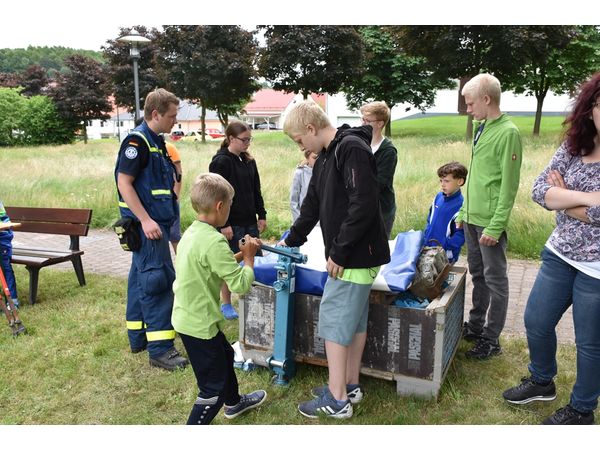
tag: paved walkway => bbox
[12,229,575,344]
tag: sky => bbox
[1,1,593,51]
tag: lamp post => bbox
[118,29,151,122]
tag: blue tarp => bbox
[253,229,422,296]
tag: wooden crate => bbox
[239,267,466,398]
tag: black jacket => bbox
[286,125,390,268]
[209,148,267,227]
[374,137,398,221]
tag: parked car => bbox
[182,129,225,142]
[170,130,185,141]
[205,128,225,139]
[256,122,278,130]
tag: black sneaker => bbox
[149,348,189,371]
[462,322,482,342]
[502,376,557,404]
[542,404,595,425]
[311,384,363,404]
[223,390,267,419]
[465,338,502,360]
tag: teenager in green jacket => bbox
[457,73,522,360]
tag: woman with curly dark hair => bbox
[502,72,600,425]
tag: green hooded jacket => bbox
[456,114,522,240]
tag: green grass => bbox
[0,267,580,425]
[0,115,565,259]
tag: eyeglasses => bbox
[361,117,381,124]
[234,136,253,144]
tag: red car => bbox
[205,128,225,139]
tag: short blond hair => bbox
[360,101,390,125]
[144,88,179,120]
[461,73,502,105]
[283,100,331,137]
[190,173,234,214]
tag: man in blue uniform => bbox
[115,88,188,371]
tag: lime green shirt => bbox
[340,267,380,285]
[172,221,255,339]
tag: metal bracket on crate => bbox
[245,240,307,385]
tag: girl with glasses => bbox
[209,121,267,320]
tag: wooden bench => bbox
[5,206,93,305]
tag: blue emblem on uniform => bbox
[125,146,138,159]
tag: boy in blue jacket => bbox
[423,162,468,264]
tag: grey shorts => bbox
[317,276,372,346]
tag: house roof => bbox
[243,89,327,115]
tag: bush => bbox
[0,87,26,146]
[0,87,76,146]
[20,95,76,145]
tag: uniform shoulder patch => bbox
[125,146,138,159]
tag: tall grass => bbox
[0,115,566,258]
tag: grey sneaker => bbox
[149,348,189,371]
[298,388,353,419]
[224,390,267,419]
[311,384,363,404]
[502,376,556,404]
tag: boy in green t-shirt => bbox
[172,172,266,425]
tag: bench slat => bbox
[12,222,89,236]
[5,206,92,225]
[12,248,75,258]
[12,253,82,268]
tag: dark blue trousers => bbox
[126,224,176,358]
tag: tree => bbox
[0,47,103,76]
[258,26,364,98]
[50,55,112,144]
[102,27,162,114]
[155,25,259,140]
[19,64,49,97]
[396,26,590,138]
[344,26,452,136]
[0,72,20,88]
[503,26,600,135]
[396,26,533,140]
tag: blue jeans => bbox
[524,247,600,413]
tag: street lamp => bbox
[118,29,151,122]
